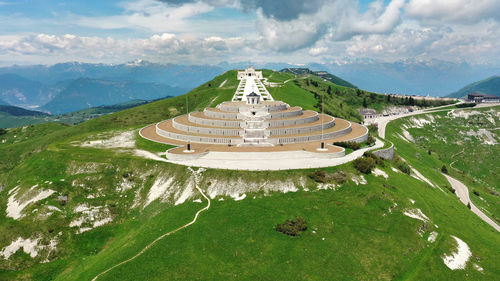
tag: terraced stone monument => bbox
[140,67,369,161]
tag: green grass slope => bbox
[386,106,500,223]
[280,68,357,88]
[0,69,497,281]
[448,76,500,98]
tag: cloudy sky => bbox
[0,0,499,66]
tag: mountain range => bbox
[0,60,497,115]
[447,76,500,98]
[41,78,184,114]
[219,59,500,96]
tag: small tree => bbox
[0,128,6,136]
[467,202,471,209]
[441,165,448,174]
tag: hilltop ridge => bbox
[447,76,500,98]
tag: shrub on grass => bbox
[0,128,6,135]
[333,141,360,150]
[309,169,328,183]
[367,124,378,135]
[363,151,385,167]
[365,135,376,146]
[396,162,411,175]
[444,185,456,194]
[441,165,448,174]
[331,171,347,183]
[353,157,376,174]
[473,190,480,196]
[275,216,308,236]
[456,103,476,108]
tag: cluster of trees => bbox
[275,216,308,236]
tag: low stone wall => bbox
[349,129,369,143]
[157,124,238,145]
[269,119,335,136]
[268,113,318,127]
[166,149,209,161]
[218,103,287,112]
[268,107,303,119]
[172,117,242,136]
[277,123,352,144]
[189,113,241,127]
[217,104,241,112]
[266,104,288,112]
[372,143,394,160]
[204,109,239,120]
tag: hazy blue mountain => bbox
[320,60,500,96]
[0,60,224,89]
[42,78,187,114]
[447,76,500,98]
[219,59,500,96]
[0,74,61,108]
[0,105,49,117]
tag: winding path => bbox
[442,174,500,232]
[91,167,211,281]
[375,103,500,232]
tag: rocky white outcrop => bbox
[442,236,471,270]
[0,236,58,260]
[7,185,55,220]
[403,208,430,222]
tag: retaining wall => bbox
[157,125,238,145]
[268,107,303,119]
[172,117,242,136]
[372,144,394,160]
[277,123,352,144]
[204,109,239,119]
[189,113,241,127]
[268,113,318,127]
[269,119,335,136]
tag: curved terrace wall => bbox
[172,117,241,137]
[268,107,303,119]
[268,119,335,136]
[157,125,238,145]
[267,113,318,127]
[276,123,352,144]
[204,109,239,120]
[189,113,241,127]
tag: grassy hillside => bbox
[448,76,500,98]
[386,106,500,222]
[264,72,453,123]
[0,99,168,129]
[280,68,358,88]
[0,69,497,281]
